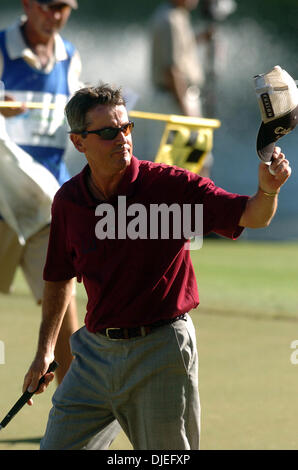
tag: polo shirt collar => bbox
[80,155,140,207]
[5,19,68,62]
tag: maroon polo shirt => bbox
[43,156,249,332]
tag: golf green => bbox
[0,240,297,450]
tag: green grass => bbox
[193,239,298,319]
[0,239,298,450]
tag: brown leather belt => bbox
[99,313,187,340]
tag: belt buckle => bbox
[106,328,122,339]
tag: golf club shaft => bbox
[0,360,58,429]
[0,100,57,109]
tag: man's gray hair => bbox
[65,83,126,133]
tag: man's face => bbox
[22,0,72,40]
[71,104,133,178]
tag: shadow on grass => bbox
[0,437,41,445]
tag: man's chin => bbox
[124,153,132,164]
[118,153,132,167]
[41,24,60,38]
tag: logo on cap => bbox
[261,93,274,119]
[274,126,292,136]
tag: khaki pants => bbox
[0,220,50,302]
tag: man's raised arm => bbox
[239,147,291,229]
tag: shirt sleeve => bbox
[174,170,250,239]
[43,194,77,281]
[200,180,249,239]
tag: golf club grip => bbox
[0,360,58,429]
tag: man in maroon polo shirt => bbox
[23,84,291,450]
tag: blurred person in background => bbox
[150,0,213,176]
[0,0,82,383]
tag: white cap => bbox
[254,65,298,162]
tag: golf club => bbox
[0,360,58,431]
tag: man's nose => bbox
[53,11,63,20]
[116,129,127,143]
[45,8,63,21]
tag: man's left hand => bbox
[259,146,291,193]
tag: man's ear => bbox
[70,133,86,153]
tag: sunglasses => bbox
[76,121,134,141]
